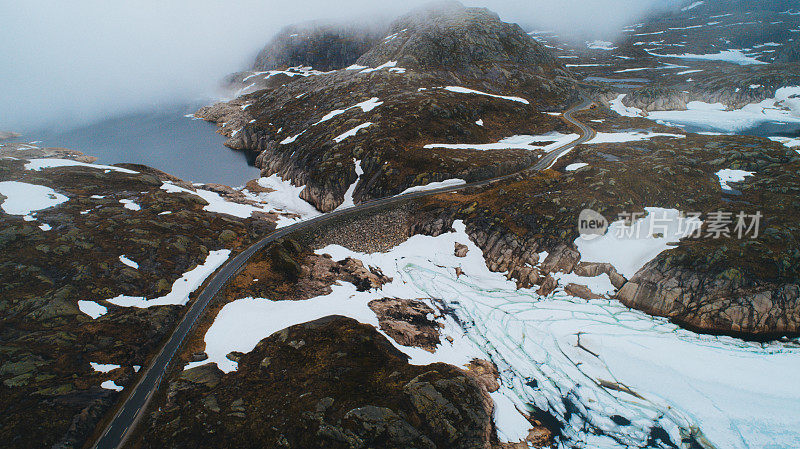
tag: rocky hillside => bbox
[7,1,800,448]
[0,143,285,449]
[406,105,800,338]
[355,2,563,80]
[528,0,800,113]
[196,1,579,212]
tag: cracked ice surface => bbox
[397,225,800,448]
[197,221,800,448]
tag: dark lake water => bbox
[19,104,261,186]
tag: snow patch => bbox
[335,159,363,210]
[78,301,107,319]
[24,158,138,174]
[609,94,645,117]
[565,162,589,171]
[648,49,767,66]
[587,40,617,50]
[769,136,800,148]
[359,61,405,74]
[424,132,578,152]
[587,131,685,144]
[334,122,373,143]
[716,169,754,191]
[253,175,321,227]
[90,362,121,373]
[314,97,383,125]
[119,255,139,269]
[101,380,123,392]
[575,207,702,278]
[0,181,69,216]
[442,86,529,104]
[280,131,304,145]
[400,179,466,194]
[163,179,319,226]
[554,272,616,296]
[681,1,704,11]
[118,199,140,211]
[106,250,230,308]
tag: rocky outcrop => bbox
[193,100,254,150]
[617,86,773,113]
[368,298,442,351]
[464,359,499,393]
[616,260,800,337]
[409,212,582,291]
[253,22,387,72]
[357,2,567,82]
[574,262,626,289]
[143,316,516,448]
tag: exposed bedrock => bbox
[616,258,800,338]
[616,87,769,112]
[142,316,547,449]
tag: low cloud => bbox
[481,0,679,37]
[1,0,679,133]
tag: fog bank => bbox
[1,0,681,133]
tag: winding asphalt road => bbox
[91,98,595,449]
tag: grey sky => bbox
[0,0,681,132]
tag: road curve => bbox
[92,98,595,449]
